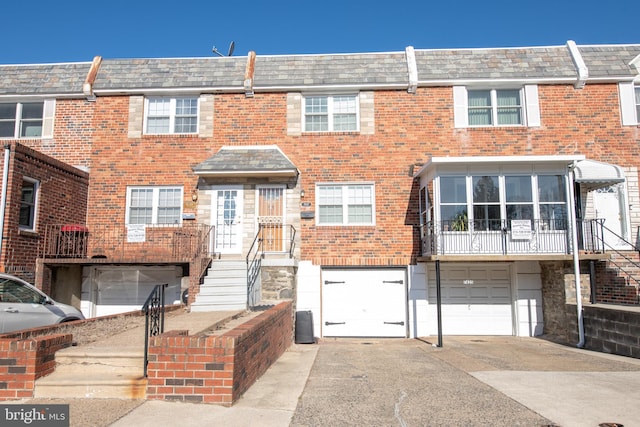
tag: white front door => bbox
[212,186,244,254]
[593,184,629,250]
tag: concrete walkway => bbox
[109,335,640,427]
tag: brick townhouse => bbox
[1,41,639,341]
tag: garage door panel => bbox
[322,269,406,338]
[428,264,513,335]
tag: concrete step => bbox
[34,365,147,399]
[35,347,146,399]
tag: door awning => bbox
[573,159,625,186]
[193,145,298,178]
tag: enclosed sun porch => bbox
[415,155,632,259]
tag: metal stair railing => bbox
[584,219,640,304]
[246,227,264,310]
[142,283,168,377]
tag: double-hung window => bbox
[19,178,38,231]
[468,89,522,126]
[144,97,198,134]
[0,102,44,138]
[304,95,358,132]
[126,186,183,225]
[453,85,540,128]
[317,183,374,225]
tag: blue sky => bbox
[1,0,637,64]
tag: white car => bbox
[0,273,85,333]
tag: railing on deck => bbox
[142,283,167,377]
[40,223,214,264]
[246,224,296,309]
[421,219,571,256]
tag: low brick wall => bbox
[0,334,72,400]
[146,300,293,405]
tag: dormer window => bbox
[144,97,198,134]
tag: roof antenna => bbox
[212,41,235,57]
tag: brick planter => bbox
[145,301,293,405]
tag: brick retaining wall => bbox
[146,301,293,405]
[0,334,72,400]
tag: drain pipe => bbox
[568,162,585,348]
[0,144,11,269]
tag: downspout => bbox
[0,144,11,271]
[568,162,585,348]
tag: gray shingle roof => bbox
[253,52,410,87]
[1,43,638,96]
[193,146,298,176]
[93,57,246,91]
[414,46,578,81]
[578,45,640,78]
[0,62,92,95]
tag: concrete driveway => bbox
[291,336,640,427]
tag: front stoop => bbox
[191,259,248,311]
[34,345,147,399]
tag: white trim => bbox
[210,185,244,254]
[524,85,540,127]
[566,40,589,89]
[302,93,360,133]
[125,186,183,225]
[453,86,468,128]
[19,177,39,232]
[143,96,200,135]
[405,46,418,94]
[315,182,376,226]
[619,81,638,126]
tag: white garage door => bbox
[427,264,513,335]
[322,269,407,337]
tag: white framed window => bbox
[304,94,359,132]
[453,85,540,128]
[0,102,44,138]
[316,183,374,225]
[126,186,183,225]
[144,97,198,134]
[19,178,39,231]
[437,174,566,231]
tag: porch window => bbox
[437,174,567,231]
[126,186,183,225]
[505,176,534,228]
[538,175,567,230]
[472,176,500,230]
[440,176,467,230]
[317,183,374,225]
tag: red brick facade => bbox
[0,142,88,281]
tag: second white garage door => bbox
[322,269,407,338]
[427,264,513,335]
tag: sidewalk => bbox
[109,343,319,427]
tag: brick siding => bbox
[0,334,73,400]
[146,301,292,405]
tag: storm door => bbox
[212,186,243,254]
[257,186,285,252]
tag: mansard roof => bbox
[0,62,92,96]
[1,42,638,96]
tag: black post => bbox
[436,260,443,347]
[589,260,597,304]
